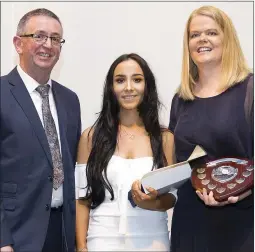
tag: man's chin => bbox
[35,62,56,72]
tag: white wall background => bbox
[1,1,253,233]
[1,1,253,130]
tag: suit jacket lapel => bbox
[8,68,53,168]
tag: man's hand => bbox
[0,245,14,252]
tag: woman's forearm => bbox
[76,199,90,250]
[136,193,176,211]
[156,193,176,211]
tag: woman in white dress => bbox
[75,53,176,252]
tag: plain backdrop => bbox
[1,1,253,233]
[1,1,253,130]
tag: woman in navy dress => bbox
[169,6,253,252]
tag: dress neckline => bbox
[194,88,229,100]
[193,80,246,100]
[112,155,153,161]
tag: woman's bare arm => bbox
[75,128,93,251]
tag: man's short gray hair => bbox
[16,8,62,35]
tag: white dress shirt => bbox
[17,65,63,208]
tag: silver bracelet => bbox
[76,247,87,252]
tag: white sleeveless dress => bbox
[75,155,170,251]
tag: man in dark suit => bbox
[0,8,81,252]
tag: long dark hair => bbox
[85,53,167,209]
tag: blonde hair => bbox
[178,5,251,100]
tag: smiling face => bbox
[113,59,145,111]
[189,15,224,67]
[14,15,63,75]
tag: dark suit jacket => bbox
[0,67,81,251]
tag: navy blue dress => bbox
[169,75,253,252]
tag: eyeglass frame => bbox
[19,33,65,46]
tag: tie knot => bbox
[36,84,50,98]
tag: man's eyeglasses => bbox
[19,33,65,46]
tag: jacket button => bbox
[48,175,53,182]
[45,204,50,211]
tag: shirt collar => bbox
[17,65,52,94]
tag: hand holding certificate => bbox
[141,146,207,195]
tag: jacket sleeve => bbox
[0,199,14,247]
[75,93,81,164]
